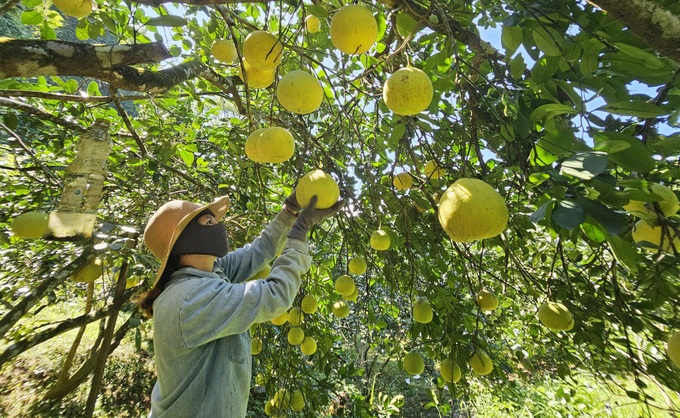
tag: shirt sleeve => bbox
[215,210,296,284]
[178,239,312,349]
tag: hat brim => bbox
[153,196,230,286]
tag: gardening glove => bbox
[287,195,345,242]
[283,190,302,212]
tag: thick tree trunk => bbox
[586,0,680,62]
[0,39,171,78]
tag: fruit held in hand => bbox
[413,300,433,324]
[538,301,574,331]
[403,351,425,375]
[211,39,237,63]
[242,31,283,71]
[370,229,391,250]
[11,211,49,239]
[295,169,340,209]
[383,67,433,116]
[330,4,378,55]
[277,70,324,114]
[438,178,508,242]
[469,350,493,375]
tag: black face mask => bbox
[170,211,229,258]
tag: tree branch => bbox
[133,0,273,5]
[0,97,86,132]
[0,0,21,16]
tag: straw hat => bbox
[144,196,230,285]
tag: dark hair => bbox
[135,255,179,318]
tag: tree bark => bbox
[0,39,171,79]
[586,0,680,62]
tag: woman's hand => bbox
[287,196,345,241]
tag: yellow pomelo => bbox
[245,128,266,162]
[624,183,679,218]
[332,301,350,318]
[287,327,305,345]
[242,31,283,71]
[330,4,378,54]
[287,307,304,325]
[335,274,355,296]
[272,389,291,409]
[301,294,318,314]
[383,67,434,116]
[249,263,271,280]
[439,358,461,383]
[538,301,574,331]
[469,350,493,375]
[264,399,279,416]
[393,172,414,190]
[305,15,321,33]
[424,160,445,180]
[300,336,317,355]
[403,351,425,375]
[277,70,324,115]
[667,331,680,368]
[11,211,49,239]
[476,289,499,311]
[54,0,92,18]
[370,229,391,250]
[251,337,263,355]
[125,276,141,289]
[413,300,433,324]
[257,127,295,163]
[295,169,340,209]
[290,389,305,412]
[211,39,237,63]
[271,311,288,326]
[632,220,680,252]
[438,178,508,242]
[71,257,103,283]
[343,286,359,302]
[238,59,276,89]
[348,255,367,275]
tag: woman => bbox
[137,192,343,417]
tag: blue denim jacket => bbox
[149,210,311,417]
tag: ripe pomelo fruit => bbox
[335,274,355,296]
[668,331,680,368]
[249,263,271,280]
[413,300,433,324]
[476,289,499,311]
[242,31,283,71]
[238,59,276,89]
[393,172,414,190]
[424,160,445,179]
[271,311,288,325]
[277,70,324,114]
[251,337,263,355]
[343,286,359,302]
[11,211,49,239]
[245,128,266,162]
[624,183,679,218]
[305,15,321,33]
[403,351,425,375]
[257,127,295,163]
[264,399,279,416]
[287,307,304,325]
[332,301,350,318]
[300,336,317,355]
[469,350,493,375]
[348,255,367,274]
[538,301,574,331]
[632,220,680,252]
[272,389,291,409]
[330,4,378,55]
[71,257,103,283]
[54,0,92,18]
[439,358,461,383]
[438,178,508,242]
[370,229,390,250]
[301,294,318,314]
[383,67,433,115]
[287,327,305,345]
[295,169,340,209]
[211,39,237,63]
[290,389,305,412]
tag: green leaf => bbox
[581,221,606,243]
[580,53,598,75]
[530,103,578,121]
[613,43,665,70]
[306,5,328,18]
[21,10,43,25]
[591,139,631,154]
[389,122,406,148]
[648,136,680,157]
[178,148,194,167]
[598,101,668,118]
[510,54,526,79]
[578,198,626,236]
[502,25,523,53]
[530,199,555,223]
[145,15,188,27]
[531,57,560,84]
[375,13,387,42]
[22,0,42,7]
[528,172,550,185]
[533,27,562,57]
[87,81,101,96]
[593,132,656,172]
[396,13,419,38]
[552,200,586,230]
[606,235,639,273]
[560,151,608,180]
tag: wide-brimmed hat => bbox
[144,196,230,285]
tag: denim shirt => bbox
[149,210,311,417]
